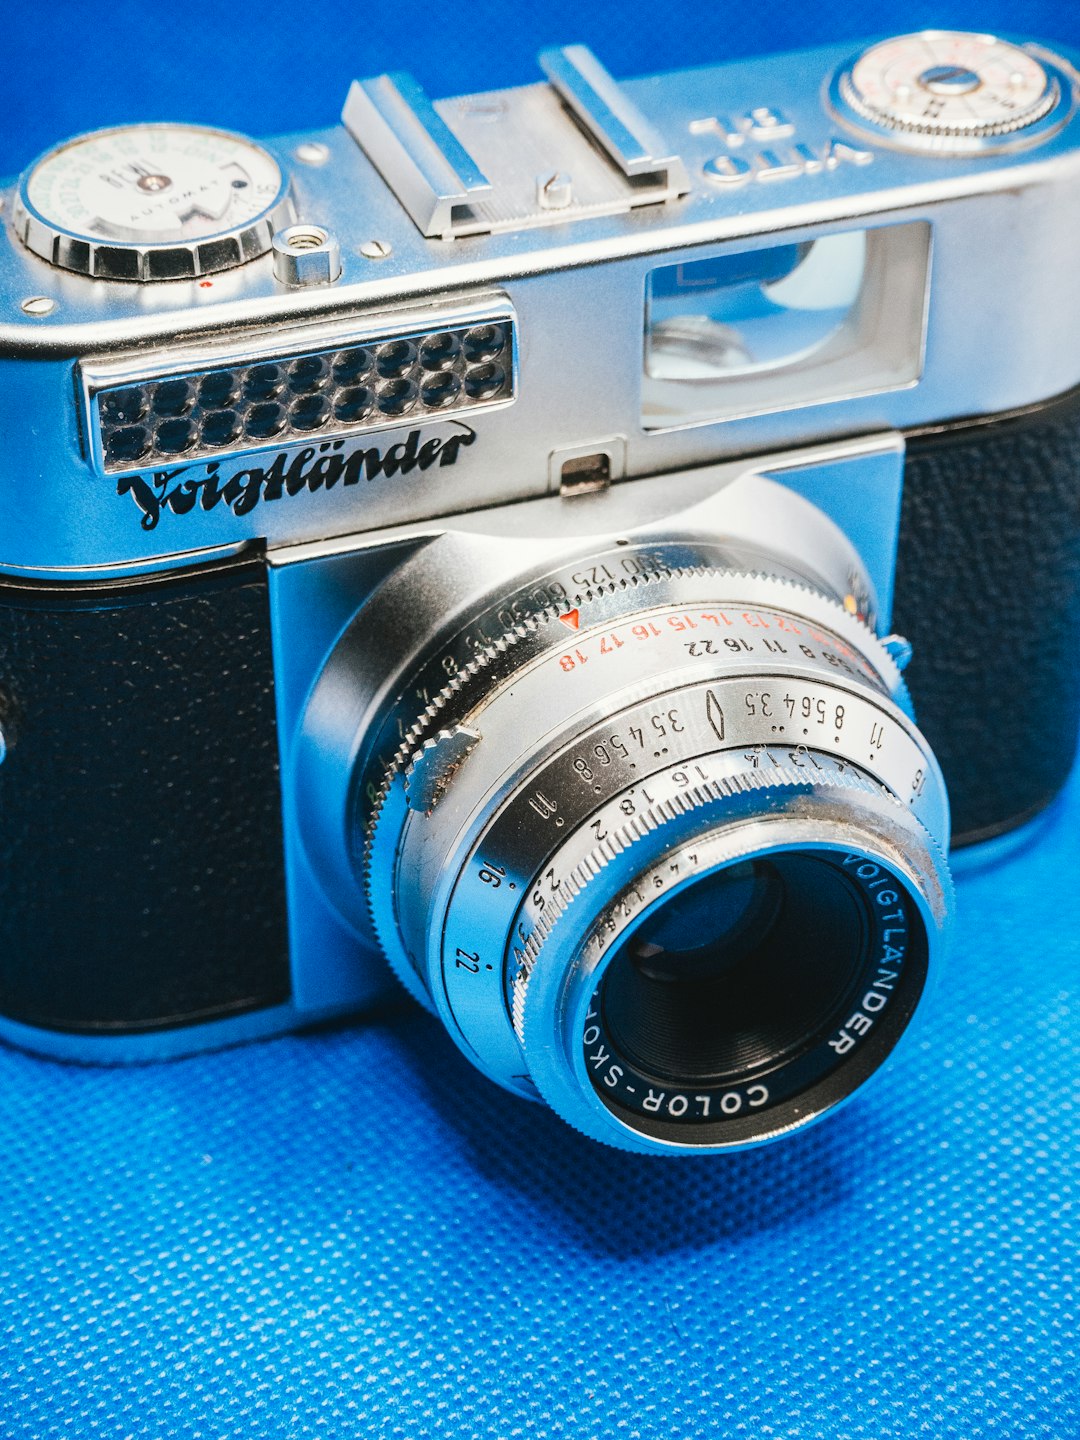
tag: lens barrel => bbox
[355,539,951,1155]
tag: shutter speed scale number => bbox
[833,31,1075,153]
[13,124,292,279]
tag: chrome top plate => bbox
[0,37,1077,355]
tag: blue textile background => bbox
[4,1,1080,173]
[1,4,1079,1437]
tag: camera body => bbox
[0,32,1078,1121]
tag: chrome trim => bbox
[79,300,516,477]
[341,71,494,239]
[537,45,690,192]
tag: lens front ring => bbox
[515,787,946,1153]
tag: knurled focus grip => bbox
[895,386,1080,846]
[0,555,290,1033]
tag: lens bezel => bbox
[575,840,930,1147]
[594,852,876,1092]
[519,809,938,1153]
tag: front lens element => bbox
[576,846,928,1146]
[600,854,861,1085]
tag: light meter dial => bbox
[12,124,294,281]
[833,32,1074,153]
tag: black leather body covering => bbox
[895,386,1080,846]
[0,553,290,1033]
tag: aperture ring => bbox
[506,753,891,1041]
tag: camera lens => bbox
[585,851,925,1143]
[307,509,951,1156]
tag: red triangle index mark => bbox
[558,609,581,631]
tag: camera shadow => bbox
[374,1007,856,1260]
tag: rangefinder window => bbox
[642,221,931,429]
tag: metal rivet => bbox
[21,296,56,317]
[294,141,331,166]
[537,171,573,209]
[359,240,393,260]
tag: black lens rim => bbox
[583,846,930,1148]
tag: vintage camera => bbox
[1,30,1078,1154]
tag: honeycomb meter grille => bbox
[90,319,514,473]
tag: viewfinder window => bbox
[642,222,930,430]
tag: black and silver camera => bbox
[1,31,1078,1153]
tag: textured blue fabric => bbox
[4,1,1080,174]
[0,772,1078,1437]
[2,5,1079,1437]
